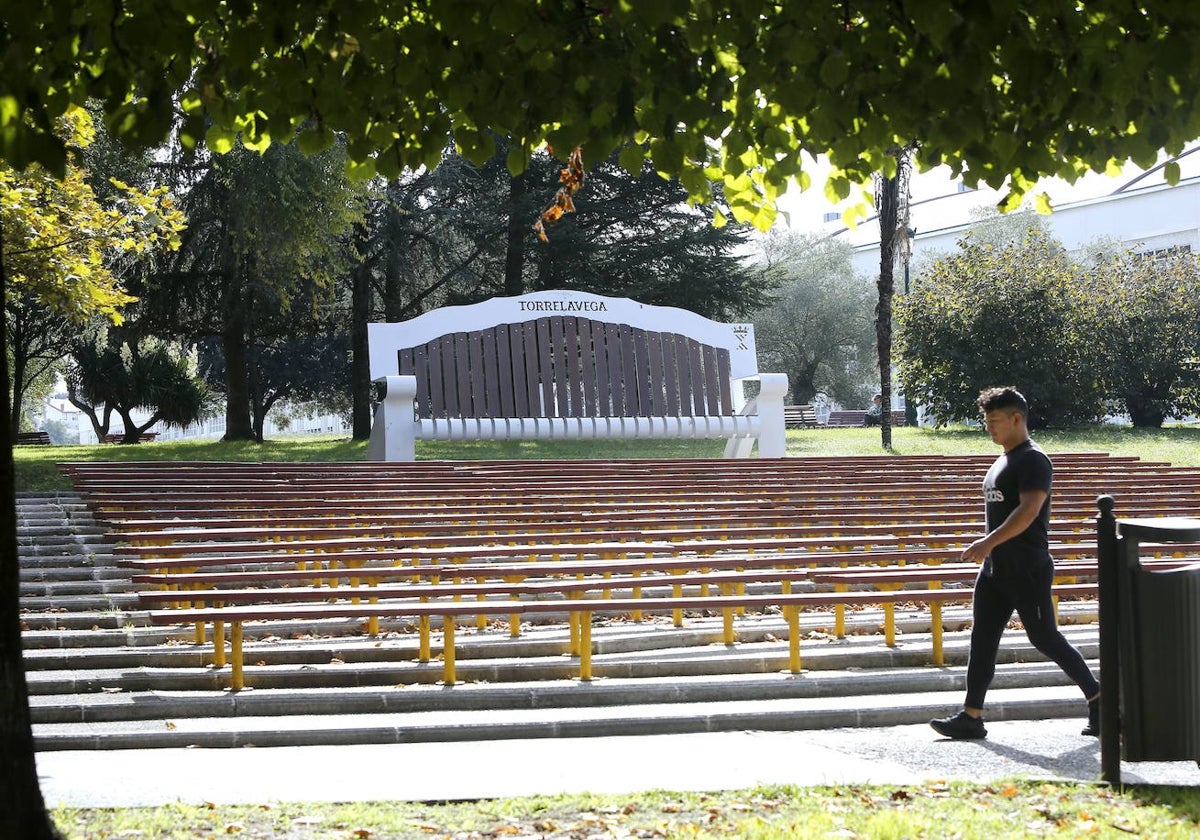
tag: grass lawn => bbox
[52,780,1200,838]
[15,423,1200,493]
[23,423,1200,837]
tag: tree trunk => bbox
[8,345,25,436]
[790,360,821,405]
[874,144,915,451]
[504,171,528,297]
[65,388,111,442]
[115,408,161,444]
[350,224,373,440]
[1126,397,1166,428]
[0,216,66,839]
[875,174,899,451]
[221,261,254,441]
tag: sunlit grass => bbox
[53,781,1200,839]
[14,424,1200,494]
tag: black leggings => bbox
[964,555,1099,710]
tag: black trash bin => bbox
[1119,560,1200,761]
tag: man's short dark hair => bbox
[977,386,1028,416]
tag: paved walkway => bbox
[38,719,1199,808]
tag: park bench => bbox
[783,404,819,428]
[825,409,907,427]
[102,431,159,443]
[366,290,788,460]
[16,430,51,446]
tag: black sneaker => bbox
[1081,698,1100,737]
[930,710,987,740]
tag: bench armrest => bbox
[367,375,418,461]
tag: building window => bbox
[1136,244,1192,262]
[822,211,840,223]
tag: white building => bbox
[789,145,1200,277]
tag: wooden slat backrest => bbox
[402,316,734,419]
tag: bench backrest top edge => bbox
[369,290,759,380]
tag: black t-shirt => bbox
[982,438,1052,562]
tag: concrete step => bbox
[20,566,136,583]
[27,659,1079,725]
[21,621,1098,693]
[19,592,144,612]
[17,523,110,539]
[30,683,1095,751]
[19,578,146,597]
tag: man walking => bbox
[930,386,1100,740]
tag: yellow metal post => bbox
[212,620,226,667]
[442,616,456,684]
[930,583,944,665]
[930,602,944,665]
[834,583,847,638]
[579,611,593,680]
[418,615,431,661]
[786,605,802,673]
[721,585,735,644]
[230,621,244,690]
[881,583,904,646]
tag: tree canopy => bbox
[896,225,1200,428]
[8,3,1200,226]
[750,231,875,408]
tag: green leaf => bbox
[819,53,849,88]
[205,125,236,155]
[619,144,645,175]
[297,125,334,156]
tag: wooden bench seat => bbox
[98,493,1200,537]
[76,480,1200,523]
[111,516,1068,559]
[367,290,788,460]
[147,581,1102,690]
[111,527,1105,570]
[128,542,1114,594]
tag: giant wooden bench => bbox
[366,290,788,460]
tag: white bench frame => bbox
[367,290,787,460]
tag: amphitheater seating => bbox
[60,453,1200,691]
